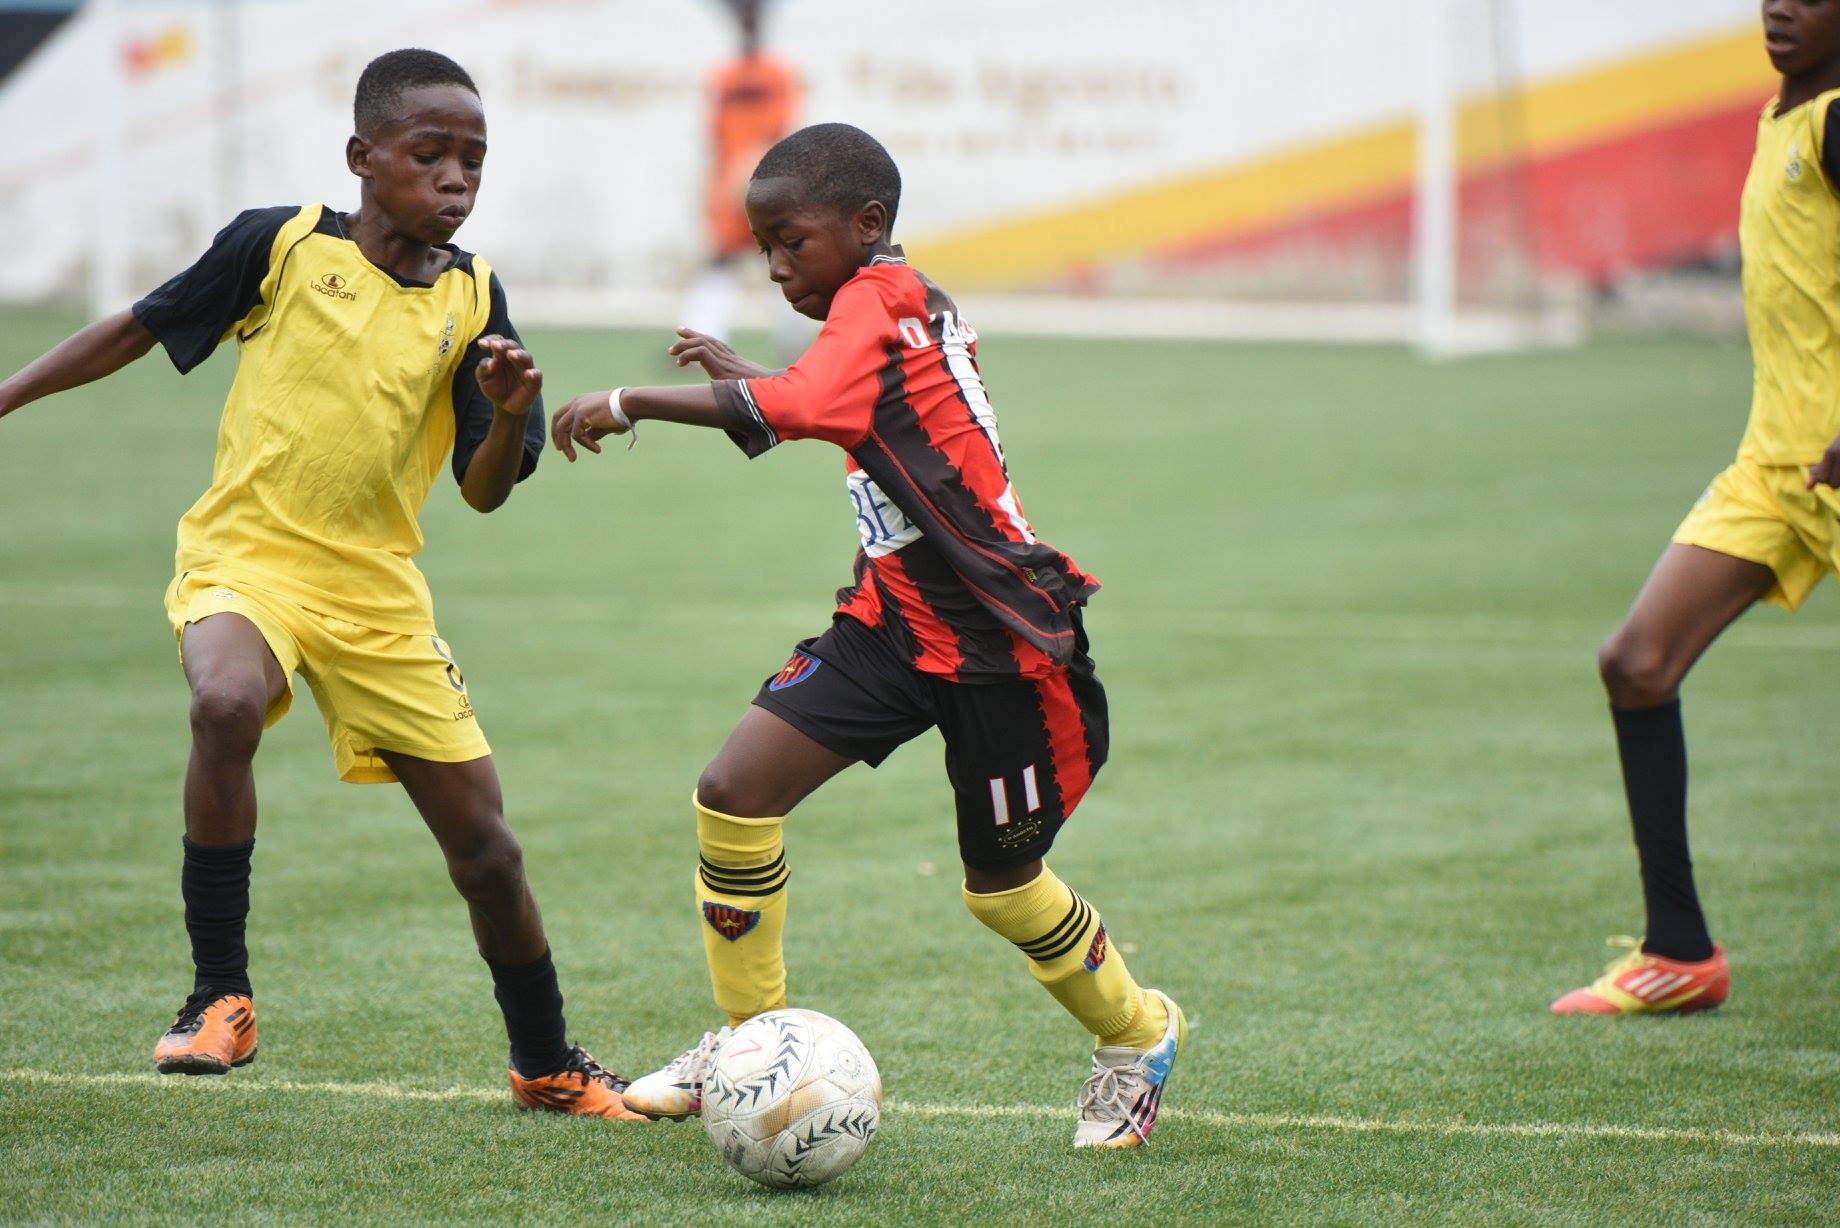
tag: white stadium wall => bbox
[0,0,1767,323]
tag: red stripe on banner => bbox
[1036,671,1094,817]
[1164,98,1761,286]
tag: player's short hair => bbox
[353,49,478,136]
[752,123,902,229]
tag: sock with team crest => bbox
[694,793,790,1027]
[964,865,1166,1049]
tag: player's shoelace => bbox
[167,987,237,1036]
[1595,935,1651,978]
[1077,1056,1151,1143]
[666,1031,723,1087]
[557,1046,629,1092]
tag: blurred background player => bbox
[0,49,640,1116]
[680,0,806,356]
[551,123,1186,1149]
[1554,0,1840,1018]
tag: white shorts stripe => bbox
[989,777,1010,825]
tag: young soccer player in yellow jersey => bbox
[0,50,640,1116]
[1553,0,1840,1016]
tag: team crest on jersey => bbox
[1082,923,1109,972]
[431,314,457,372]
[768,650,821,691]
[703,902,761,941]
[1788,141,1805,183]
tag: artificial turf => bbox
[1,310,1836,1224]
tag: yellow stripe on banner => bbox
[909,26,1777,288]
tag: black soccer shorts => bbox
[750,613,1109,870]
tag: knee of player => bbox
[447,830,526,903]
[695,764,767,819]
[1597,632,1675,704]
[963,859,1043,897]
[187,682,267,755]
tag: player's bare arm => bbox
[550,384,725,460]
[0,310,156,420]
[458,335,542,512]
[549,327,778,459]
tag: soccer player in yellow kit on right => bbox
[1555,0,1840,1016]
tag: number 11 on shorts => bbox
[990,765,1041,826]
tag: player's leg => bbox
[622,707,856,1121]
[625,627,924,1120]
[301,621,638,1115]
[381,750,640,1119]
[945,645,1184,1146]
[695,701,857,1013]
[1554,542,1774,1016]
[155,608,292,1074]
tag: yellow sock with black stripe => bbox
[694,793,790,1028]
[965,866,1167,1050]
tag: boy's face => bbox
[348,84,486,244]
[746,177,887,320]
[1765,0,1840,75]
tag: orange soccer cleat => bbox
[1551,937,1730,1016]
[508,1046,647,1120]
[153,989,258,1075]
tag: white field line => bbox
[7,582,1840,653]
[2,1068,1835,1152]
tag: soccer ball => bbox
[701,1009,881,1189]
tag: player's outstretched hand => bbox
[668,327,779,380]
[475,336,543,417]
[550,391,627,462]
[1809,433,1840,490]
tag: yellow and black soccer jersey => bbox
[132,203,545,633]
[1738,89,1840,466]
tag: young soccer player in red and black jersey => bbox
[551,123,1186,1148]
[0,50,638,1117]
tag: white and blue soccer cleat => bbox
[1073,989,1187,1148]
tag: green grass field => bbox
[2,309,1837,1224]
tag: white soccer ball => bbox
[701,1008,882,1189]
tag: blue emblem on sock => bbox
[703,901,762,941]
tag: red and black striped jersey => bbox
[713,251,1099,682]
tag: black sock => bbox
[182,836,255,996]
[485,948,570,1078]
[1611,701,1715,962]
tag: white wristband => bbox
[607,387,637,448]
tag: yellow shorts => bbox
[1672,457,1840,611]
[164,573,491,784]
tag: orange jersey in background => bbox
[705,52,802,256]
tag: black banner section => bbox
[1,4,79,85]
